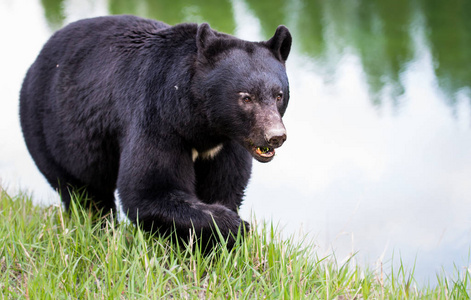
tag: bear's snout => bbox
[265,126,287,148]
[262,106,287,149]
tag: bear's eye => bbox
[276,94,283,102]
[238,92,253,104]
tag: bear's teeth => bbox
[256,147,274,157]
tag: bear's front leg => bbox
[117,137,247,248]
[194,141,252,212]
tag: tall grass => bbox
[0,187,469,299]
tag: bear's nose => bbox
[265,128,287,148]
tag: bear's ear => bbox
[266,25,292,62]
[196,23,216,55]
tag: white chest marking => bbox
[192,144,223,162]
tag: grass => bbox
[0,187,470,299]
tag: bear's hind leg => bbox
[82,186,117,216]
[40,165,116,216]
[56,182,117,225]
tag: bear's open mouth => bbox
[254,146,275,158]
[244,140,277,162]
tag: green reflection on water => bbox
[422,0,471,106]
[40,0,65,30]
[245,0,288,38]
[39,0,471,107]
[109,0,236,33]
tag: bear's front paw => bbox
[205,205,250,249]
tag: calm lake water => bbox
[1,0,470,286]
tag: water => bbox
[1,0,471,286]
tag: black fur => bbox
[20,15,291,248]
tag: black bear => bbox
[20,15,291,247]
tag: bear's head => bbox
[193,23,292,163]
